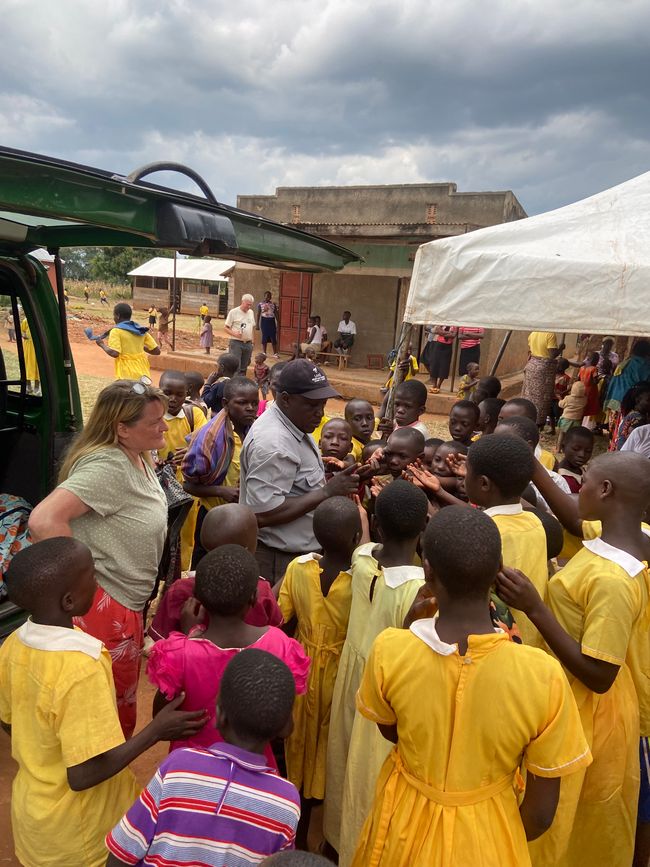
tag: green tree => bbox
[60,247,98,281]
[88,247,162,285]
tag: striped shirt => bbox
[459,327,485,349]
[106,743,300,866]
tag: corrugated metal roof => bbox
[128,257,235,280]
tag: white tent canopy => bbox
[405,171,650,337]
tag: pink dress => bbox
[147,627,310,762]
[147,575,283,641]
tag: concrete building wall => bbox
[310,274,401,363]
[238,184,526,230]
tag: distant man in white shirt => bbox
[334,310,356,354]
[224,294,256,374]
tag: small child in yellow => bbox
[497,451,650,867]
[20,317,40,394]
[278,496,364,848]
[323,480,428,860]
[352,506,590,867]
[0,537,206,867]
[464,433,549,646]
[95,302,160,380]
[457,360,480,399]
[159,369,207,570]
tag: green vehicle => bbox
[0,147,359,635]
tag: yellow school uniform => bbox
[107,327,157,380]
[384,355,419,389]
[199,430,242,512]
[485,504,548,646]
[323,543,424,853]
[311,414,331,446]
[538,447,556,471]
[162,406,208,570]
[559,520,650,737]
[278,553,352,799]
[528,331,558,358]
[352,621,590,867]
[530,541,647,867]
[20,319,39,383]
[0,622,140,867]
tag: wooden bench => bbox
[318,351,349,370]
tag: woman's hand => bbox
[495,567,543,616]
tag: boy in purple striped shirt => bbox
[106,649,300,866]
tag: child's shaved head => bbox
[200,504,258,554]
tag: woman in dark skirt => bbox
[428,325,458,392]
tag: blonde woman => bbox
[29,379,169,737]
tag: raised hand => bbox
[446,452,467,477]
[407,463,441,493]
[180,597,207,635]
[495,566,543,615]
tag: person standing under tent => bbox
[521,331,565,428]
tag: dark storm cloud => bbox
[1,0,649,213]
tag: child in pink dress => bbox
[147,545,310,766]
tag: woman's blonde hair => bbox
[59,379,167,481]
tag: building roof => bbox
[128,257,236,281]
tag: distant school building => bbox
[229,183,531,375]
[129,257,235,317]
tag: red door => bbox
[278,272,313,353]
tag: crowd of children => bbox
[1,338,650,867]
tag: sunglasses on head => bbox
[130,375,153,395]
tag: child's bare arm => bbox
[496,567,619,694]
[107,854,129,866]
[67,695,207,792]
[531,459,583,537]
[519,774,561,840]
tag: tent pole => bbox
[385,321,413,422]
[489,330,512,376]
[449,334,460,393]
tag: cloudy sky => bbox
[2,0,649,215]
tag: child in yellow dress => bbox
[278,496,364,848]
[323,480,428,859]
[464,433,549,646]
[352,506,590,867]
[20,317,40,394]
[497,451,650,867]
[159,370,207,570]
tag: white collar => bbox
[484,504,523,517]
[582,537,647,578]
[410,618,457,655]
[164,407,185,421]
[382,564,424,588]
[17,620,103,659]
[534,444,542,459]
[559,468,583,482]
[295,552,322,564]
